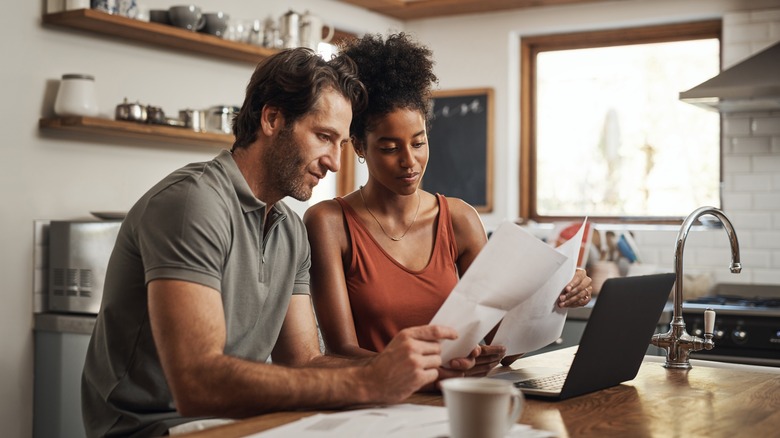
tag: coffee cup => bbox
[440,377,523,438]
[202,12,229,37]
[168,5,205,31]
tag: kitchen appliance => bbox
[48,220,121,314]
[680,41,780,112]
[683,284,780,367]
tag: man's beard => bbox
[264,124,319,202]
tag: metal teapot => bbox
[279,10,300,49]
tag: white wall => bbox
[0,1,399,436]
[4,0,780,436]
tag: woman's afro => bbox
[339,33,438,140]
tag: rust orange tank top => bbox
[335,194,459,352]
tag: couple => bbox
[81,33,592,437]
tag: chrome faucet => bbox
[651,206,741,369]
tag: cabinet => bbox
[39,9,279,147]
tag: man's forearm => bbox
[170,354,376,418]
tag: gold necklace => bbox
[359,186,421,241]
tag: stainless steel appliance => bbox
[35,219,120,437]
[48,219,121,314]
[683,284,780,367]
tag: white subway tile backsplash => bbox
[739,249,773,268]
[722,117,752,137]
[728,22,771,44]
[733,173,773,191]
[751,116,780,135]
[751,231,780,248]
[731,211,773,230]
[696,247,736,266]
[722,192,753,210]
[724,117,751,136]
[722,154,751,172]
[774,173,780,189]
[752,155,780,172]
[731,136,772,154]
[772,22,780,39]
[722,43,752,68]
[772,250,780,268]
[753,269,780,284]
[772,136,780,153]
[724,11,750,27]
[753,193,780,210]
[712,271,752,285]
[753,9,780,22]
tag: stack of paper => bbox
[243,404,555,438]
[430,219,588,360]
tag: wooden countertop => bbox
[181,347,780,437]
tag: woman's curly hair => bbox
[338,33,438,143]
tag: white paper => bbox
[491,219,588,354]
[429,221,568,363]
[242,404,448,438]
[242,403,556,438]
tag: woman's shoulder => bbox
[303,198,343,227]
[440,195,479,219]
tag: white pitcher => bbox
[300,10,334,50]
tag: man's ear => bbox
[260,105,284,136]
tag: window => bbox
[520,21,721,222]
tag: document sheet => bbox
[491,219,587,354]
[243,404,555,438]
[429,221,586,362]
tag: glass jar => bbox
[54,74,99,117]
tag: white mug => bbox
[441,377,523,438]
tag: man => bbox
[81,48,458,437]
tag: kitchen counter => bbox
[34,312,96,335]
[179,346,780,437]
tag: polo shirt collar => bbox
[215,149,279,215]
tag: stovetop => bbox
[686,295,780,307]
[683,295,780,317]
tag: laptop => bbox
[489,273,675,400]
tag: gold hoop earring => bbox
[358,155,366,164]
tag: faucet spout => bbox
[652,206,741,369]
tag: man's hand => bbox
[362,325,457,403]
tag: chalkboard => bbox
[424,88,493,212]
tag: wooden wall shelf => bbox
[39,116,233,148]
[42,9,278,64]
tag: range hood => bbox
[680,41,780,112]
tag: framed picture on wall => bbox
[425,88,494,212]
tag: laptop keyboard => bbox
[514,372,567,390]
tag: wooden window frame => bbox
[519,20,722,224]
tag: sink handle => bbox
[704,308,715,336]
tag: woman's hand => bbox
[442,344,507,379]
[558,267,593,308]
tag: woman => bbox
[304,33,592,377]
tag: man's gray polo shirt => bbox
[82,150,311,437]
